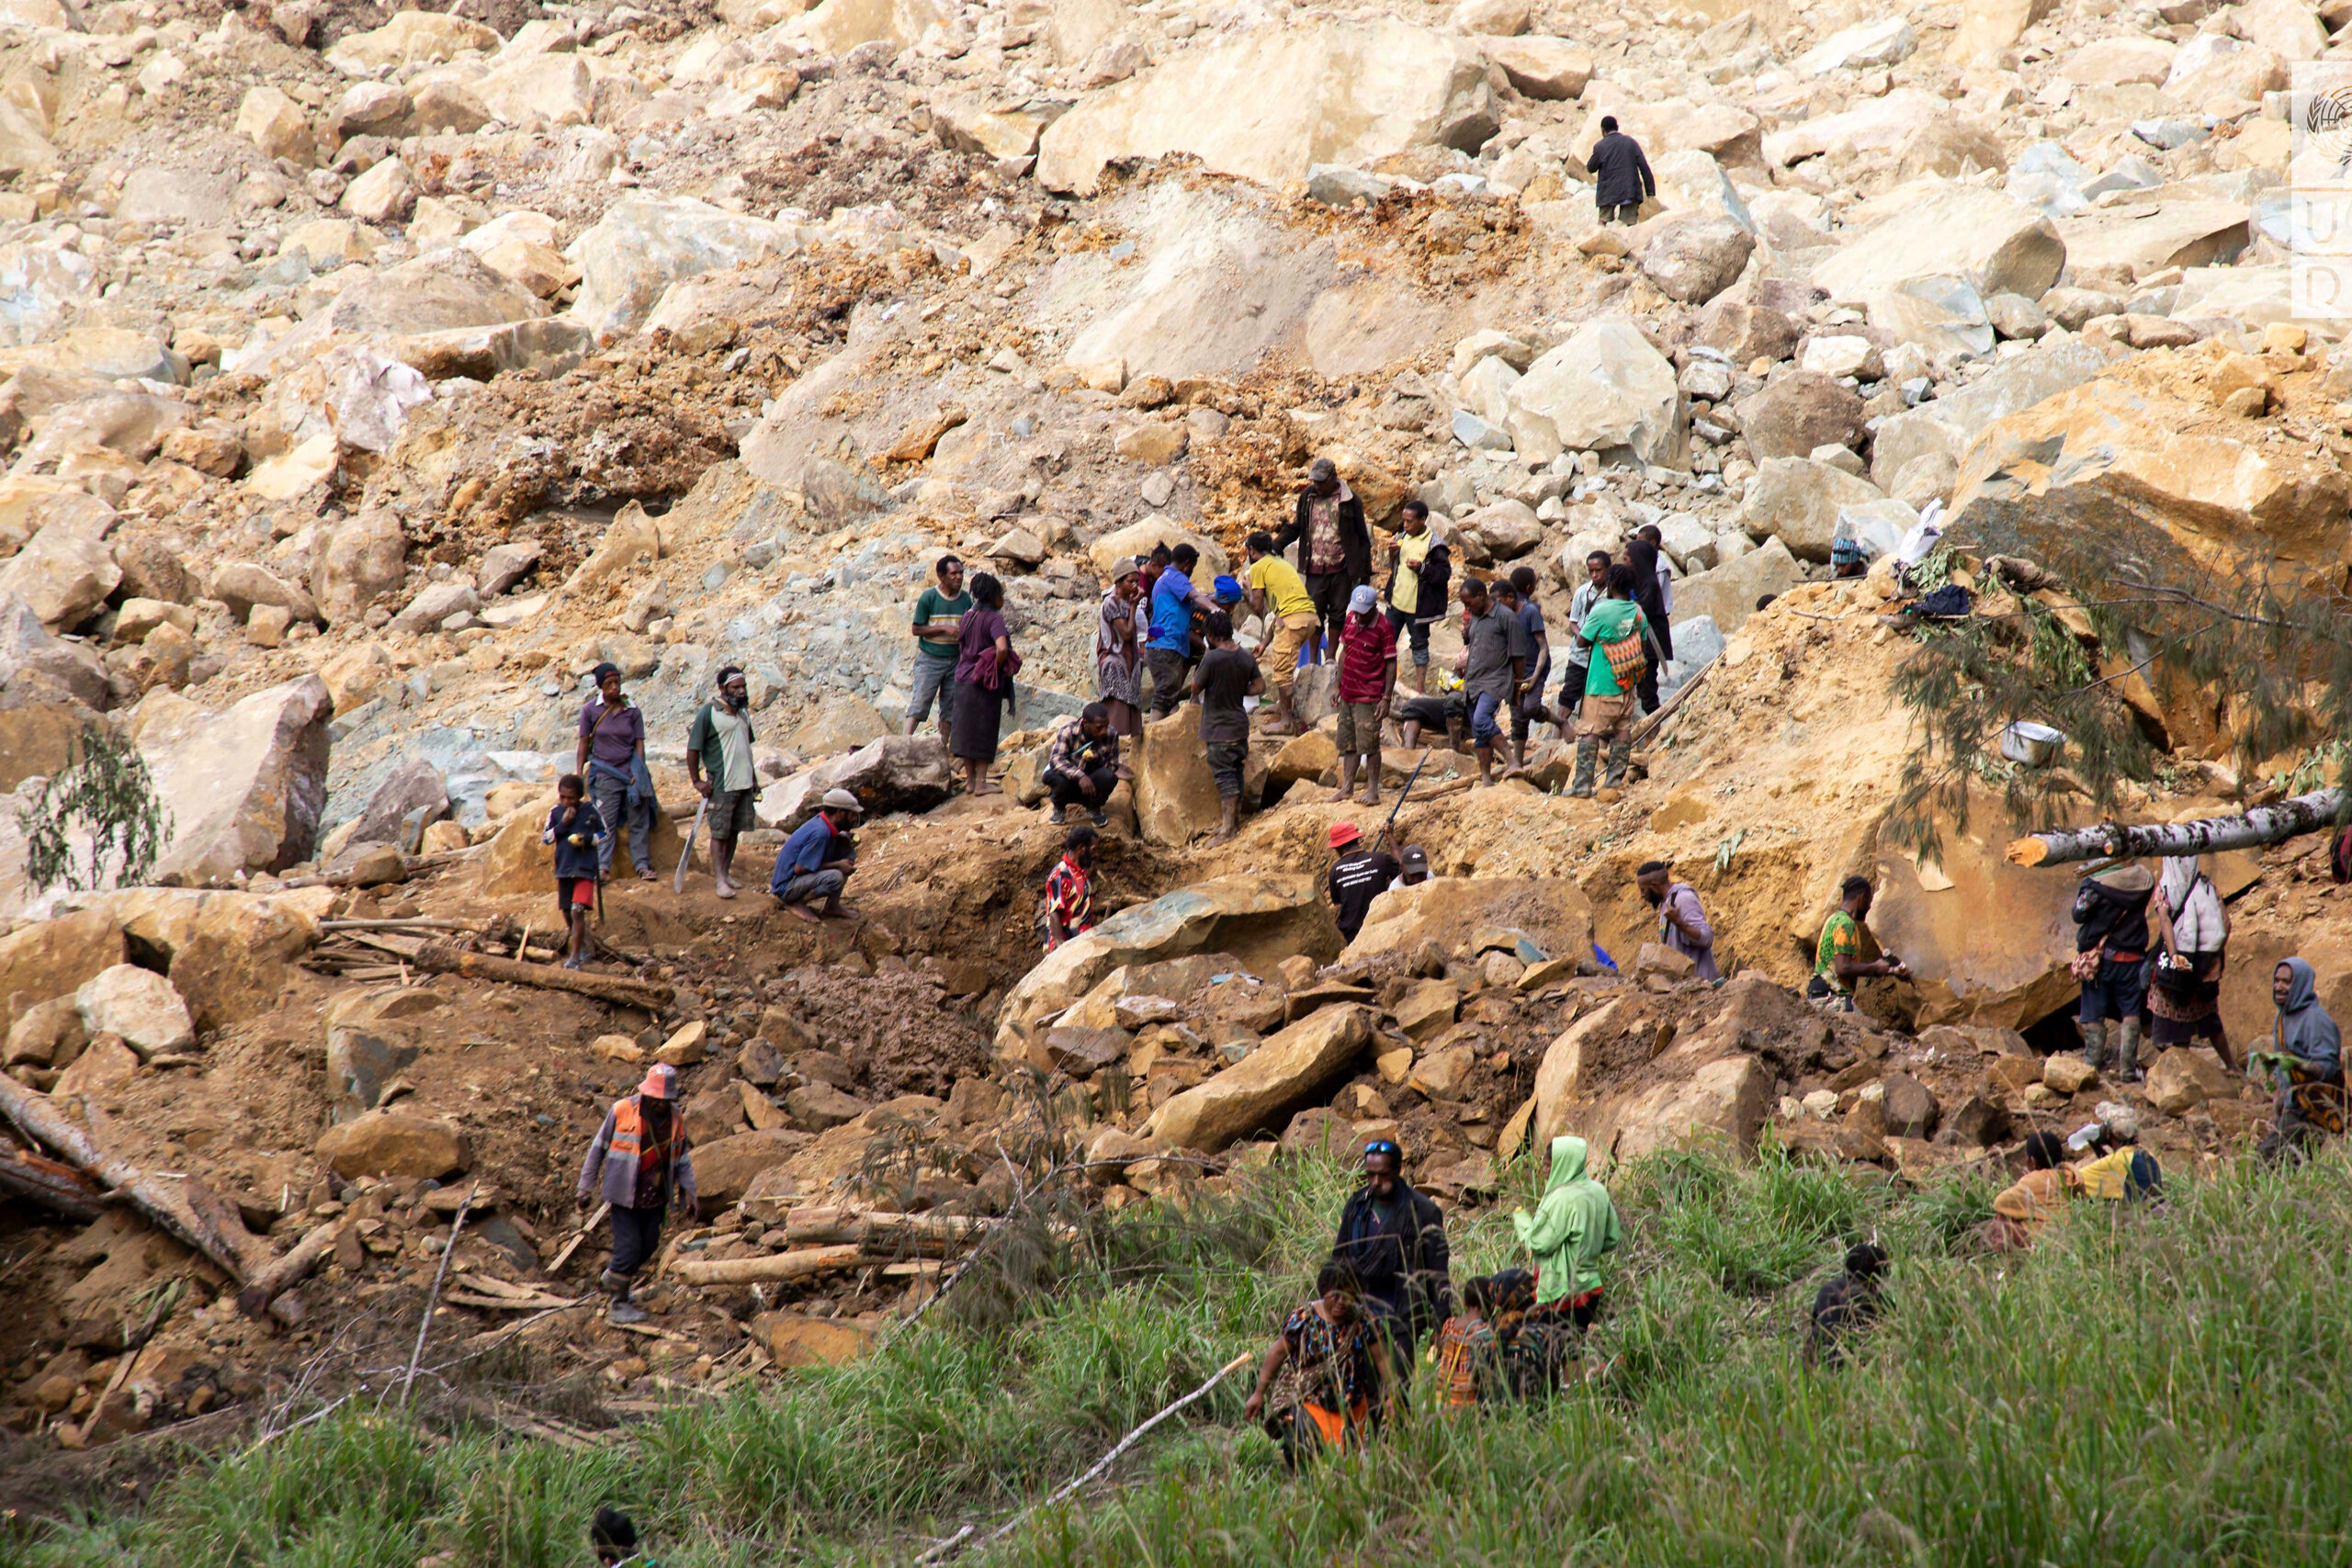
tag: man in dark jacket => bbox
[1275,457,1372,654]
[1330,1138,1453,1354]
[2074,861,2155,1081]
[1587,115,1655,223]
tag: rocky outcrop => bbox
[132,677,334,885]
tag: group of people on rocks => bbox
[1240,1134,1623,1463]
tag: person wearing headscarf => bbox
[1621,536,1674,714]
[2149,854,2231,1064]
[1510,1136,1621,1393]
[1095,557,1145,738]
[2254,957,2344,1164]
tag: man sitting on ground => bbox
[1326,821,1400,945]
[2070,1103,2163,1201]
[1043,703,1120,827]
[770,788,862,921]
[1984,1132,2076,1251]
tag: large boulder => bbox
[1671,536,1800,636]
[1345,876,1595,967]
[996,873,1329,1052]
[1736,457,1886,563]
[346,759,450,849]
[324,988,429,1121]
[325,10,500,73]
[0,908,125,1038]
[693,1127,808,1205]
[310,509,407,626]
[315,1111,469,1179]
[132,677,334,885]
[74,964,195,1057]
[2052,199,2249,281]
[1481,35,1592,99]
[1147,1004,1373,1151]
[1762,89,1943,167]
[1733,371,1867,460]
[789,0,951,53]
[0,525,117,631]
[567,197,798,337]
[1088,519,1227,581]
[759,734,954,831]
[1505,315,1683,466]
[1947,353,2352,582]
[1812,183,2064,307]
[82,887,324,1031]
[2146,1045,2233,1116]
[1868,339,2116,491]
[1532,979,1781,1168]
[1130,707,1265,846]
[1637,212,1755,305]
[1035,20,1497,196]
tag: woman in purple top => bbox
[949,571,1016,795]
[575,661,656,881]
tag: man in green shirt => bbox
[685,667,759,899]
[906,554,970,747]
[1809,874,1908,1011]
[1569,562,1648,798]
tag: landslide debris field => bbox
[3,0,2351,1555]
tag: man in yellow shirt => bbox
[1245,530,1323,736]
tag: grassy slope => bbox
[14,1145,2352,1568]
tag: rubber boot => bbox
[2115,1017,2143,1081]
[2079,1019,2109,1071]
[1603,738,1633,789]
[601,1268,648,1324]
[1570,739,1599,797]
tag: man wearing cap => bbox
[2072,1104,2163,1201]
[1244,530,1326,736]
[577,1061,697,1325]
[1043,704,1121,827]
[908,554,971,747]
[1398,845,1430,886]
[1326,821,1401,945]
[770,789,862,921]
[1331,583,1398,804]
[576,662,657,882]
[685,667,759,899]
[1331,1139,1453,1354]
[1276,457,1372,657]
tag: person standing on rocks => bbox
[1635,523,1675,618]
[1146,543,1210,718]
[769,787,862,922]
[1555,549,1610,727]
[684,667,758,900]
[1043,822,1098,951]
[577,1061,696,1325]
[950,571,1017,795]
[1456,576,1529,789]
[1569,564,1648,797]
[1384,500,1442,694]
[1587,114,1655,225]
[1330,585,1398,806]
[1096,556,1146,739]
[1043,703,1121,827]
[906,553,971,750]
[1330,1138,1453,1355]
[2071,860,2155,1081]
[1808,874,1908,1011]
[1244,530,1325,735]
[1325,820,1400,946]
[1278,457,1370,657]
[1188,609,1262,845]
[1496,568,1551,774]
[543,773,607,970]
[1636,860,1717,982]
[576,662,656,884]
[1622,536,1674,716]
[2149,854,2231,1066]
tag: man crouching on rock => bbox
[770,787,863,922]
[578,1062,696,1325]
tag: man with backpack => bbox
[1568,563,1649,797]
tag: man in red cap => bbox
[577,1061,697,1324]
[1325,820,1400,945]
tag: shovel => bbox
[673,797,709,895]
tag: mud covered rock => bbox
[315,1111,469,1179]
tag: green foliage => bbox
[1886,513,2352,858]
[17,1149,2352,1568]
[15,723,169,895]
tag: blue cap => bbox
[1213,574,1244,603]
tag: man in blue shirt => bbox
[771,788,863,921]
[1146,543,1209,717]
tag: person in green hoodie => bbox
[1510,1134,1622,1392]
[1569,564,1652,797]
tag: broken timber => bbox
[408,942,674,1010]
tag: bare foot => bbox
[715,885,739,900]
[786,902,821,922]
[1359,790,1380,807]
[1326,787,1351,802]
[971,783,1001,796]
[822,903,860,920]
[1208,829,1236,846]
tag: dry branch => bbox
[407,942,674,1010]
[668,1243,864,1285]
[236,1220,347,1319]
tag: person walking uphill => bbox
[906,554,971,749]
[543,774,606,970]
[2072,860,2155,1080]
[950,571,1018,795]
[1188,609,1261,845]
[577,1062,696,1325]
[685,667,758,899]
[1277,457,1372,654]
[1588,114,1655,224]
[576,663,656,883]
[1330,1139,1453,1353]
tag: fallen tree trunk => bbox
[0,1140,107,1221]
[779,1209,992,1248]
[408,942,674,1010]
[2007,787,2346,867]
[235,1220,346,1319]
[0,1075,256,1284]
[669,1243,864,1286]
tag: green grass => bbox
[13,1144,2352,1567]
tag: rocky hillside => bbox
[1,0,2347,1483]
